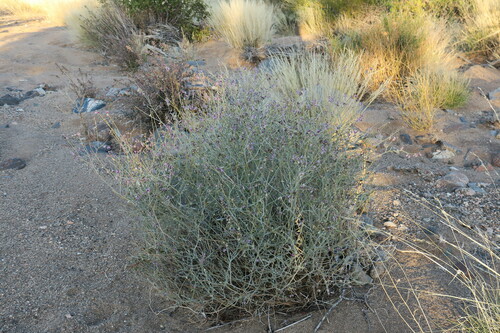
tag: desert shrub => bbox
[208,0,281,49]
[78,2,145,69]
[396,69,469,130]
[266,51,376,129]
[115,70,373,318]
[332,12,453,98]
[114,0,208,36]
[460,0,500,58]
[132,57,204,128]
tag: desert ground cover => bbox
[0,0,498,332]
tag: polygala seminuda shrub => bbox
[115,70,373,318]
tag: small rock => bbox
[370,261,386,280]
[360,214,374,226]
[436,172,469,191]
[51,122,61,129]
[393,200,401,206]
[432,150,455,160]
[399,133,413,145]
[437,141,461,154]
[73,98,106,114]
[492,152,500,167]
[468,183,486,194]
[33,87,46,96]
[79,141,112,155]
[106,87,121,97]
[459,116,467,123]
[0,158,26,171]
[488,87,500,101]
[456,188,476,196]
[384,221,398,229]
[414,133,438,145]
[0,94,21,106]
[65,313,73,319]
[0,123,9,128]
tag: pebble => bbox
[352,264,373,285]
[384,221,398,229]
[0,158,26,171]
[393,200,401,206]
[0,94,21,106]
[51,122,61,129]
[431,150,455,160]
[436,172,469,191]
[73,98,106,114]
[473,163,494,172]
[399,133,413,145]
[456,188,476,196]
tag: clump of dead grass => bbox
[208,0,282,49]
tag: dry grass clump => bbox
[77,2,145,69]
[266,50,378,129]
[333,12,453,96]
[460,0,500,58]
[396,69,470,130]
[208,0,281,49]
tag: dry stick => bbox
[313,289,347,333]
[274,314,312,332]
[477,86,499,122]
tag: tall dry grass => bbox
[208,0,281,49]
[461,0,500,58]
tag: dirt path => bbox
[0,15,498,333]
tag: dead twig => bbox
[274,314,312,332]
[313,289,347,333]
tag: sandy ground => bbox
[0,16,498,333]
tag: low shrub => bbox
[396,69,469,130]
[208,0,281,49]
[114,0,208,36]
[132,57,204,128]
[78,2,145,69]
[115,70,373,318]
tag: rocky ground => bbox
[0,15,498,333]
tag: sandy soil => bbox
[0,16,498,333]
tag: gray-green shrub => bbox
[117,70,372,318]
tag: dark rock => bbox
[459,116,467,123]
[437,141,462,154]
[51,122,61,129]
[73,98,106,114]
[399,133,413,145]
[0,158,26,170]
[414,133,438,145]
[0,94,21,106]
[0,123,9,128]
[436,172,469,191]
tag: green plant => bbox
[113,69,373,318]
[114,0,208,36]
[208,0,281,49]
[396,68,469,130]
[78,1,145,69]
